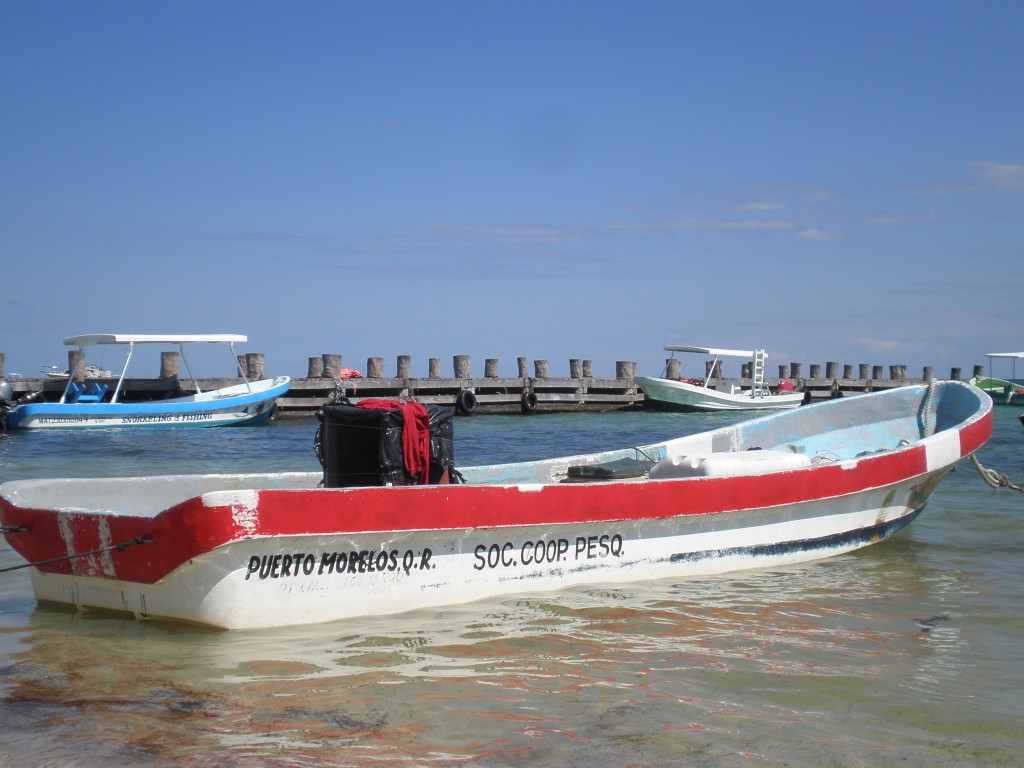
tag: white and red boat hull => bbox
[1,381,993,629]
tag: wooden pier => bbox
[0,351,986,418]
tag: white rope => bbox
[921,379,937,437]
[970,454,1024,493]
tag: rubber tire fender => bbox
[456,389,478,415]
[520,390,538,414]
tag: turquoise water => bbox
[1,407,1022,767]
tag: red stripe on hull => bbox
[0,448,930,585]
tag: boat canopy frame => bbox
[984,352,1024,384]
[661,345,769,395]
[59,334,251,404]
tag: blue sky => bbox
[2,0,1022,382]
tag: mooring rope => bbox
[970,454,1024,493]
[0,536,154,574]
[921,379,937,437]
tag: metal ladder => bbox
[752,349,767,397]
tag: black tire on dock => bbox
[455,389,477,415]
[520,391,538,414]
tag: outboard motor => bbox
[0,379,42,430]
[315,400,456,487]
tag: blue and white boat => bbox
[2,334,290,430]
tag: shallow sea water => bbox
[1,407,1022,767]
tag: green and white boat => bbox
[970,352,1024,405]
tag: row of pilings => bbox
[302,353,980,384]
[0,350,991,384]
[0,350,996,418]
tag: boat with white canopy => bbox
[637,345,804,411]
[969,352,1024,405]
[2,334,290,430]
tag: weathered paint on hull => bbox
[26,474,938,629]
[1,381,993,629]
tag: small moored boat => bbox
[638,345,805,411]
[0,380,991,629]
[40,364,112,379]
[971,352,1024,405]
[971,376,1024,405]
[2,334,290,430]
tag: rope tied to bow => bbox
[970,454,1024,493]
[0,535,154,574]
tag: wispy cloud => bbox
[421,224,581,245]
[217,231,345,251]
[797,228,841,241]
[971,161,1024,190]
[868,212,948,226]
[857,337,921,355]
[736,200,786,212]
[604,216,797,232]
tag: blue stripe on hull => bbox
[7,380,289,429]
[669,507,924,564]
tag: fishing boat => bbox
[2,334,290,430]
[0,380,991,629]
[971,377,1024,405]
[970,352,1024,405]
[637,345,805,411]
